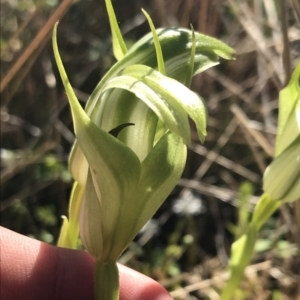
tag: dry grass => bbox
[1,0,299,299]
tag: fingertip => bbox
[119,264,173,300]
[0,227,173,300]
[0,227,95,300]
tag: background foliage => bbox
[1,0,300,298]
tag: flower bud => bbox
[263,137,300,203]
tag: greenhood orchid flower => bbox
[221,62,300,300]
[53,1,235,299]
[263,62,300,203]
[263,136,300,203]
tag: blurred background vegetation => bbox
[1,0,300,299]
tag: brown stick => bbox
[0,0,74,93]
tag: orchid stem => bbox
[95,261,119,300]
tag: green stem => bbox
[251,193,281,231]
[95,261,119,300]
[220,194,281,300]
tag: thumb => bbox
[0,226,172,300]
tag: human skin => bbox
[0,227,172,300]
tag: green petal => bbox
[53,23,142,259]
[121,64,207,143]
[78,125,141,260]
[281,176,300,203]
[101,72,191,144]
[102,132,187,259]
[53,22,141,189]
[67,181,84,249]
[142,9,166,75]
[69,143,88,187]
[276,62,300,156]
[57,216,70,247]
[185,25,196,88]
[90,89,158,162]
[80,171,103,259]
[263,136,300,202]
[275,99,300,157]
[86,28,235,115]
[104,0,127,60]
[131,132,187,240]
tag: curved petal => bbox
[69,143,88,187]
[130,132,187,242]
[86,28,235,114]
[276,62,300,156]
[263,136,300,202]
[79,171,103,260]
[121,64,207,143]
[101,74,191,144]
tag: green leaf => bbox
[104,0,127,60]
[142,9,166,75]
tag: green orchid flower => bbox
[53,1,235,299]
[263,61,300,203]
[221,62,300,300]
[263,136,300,203]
